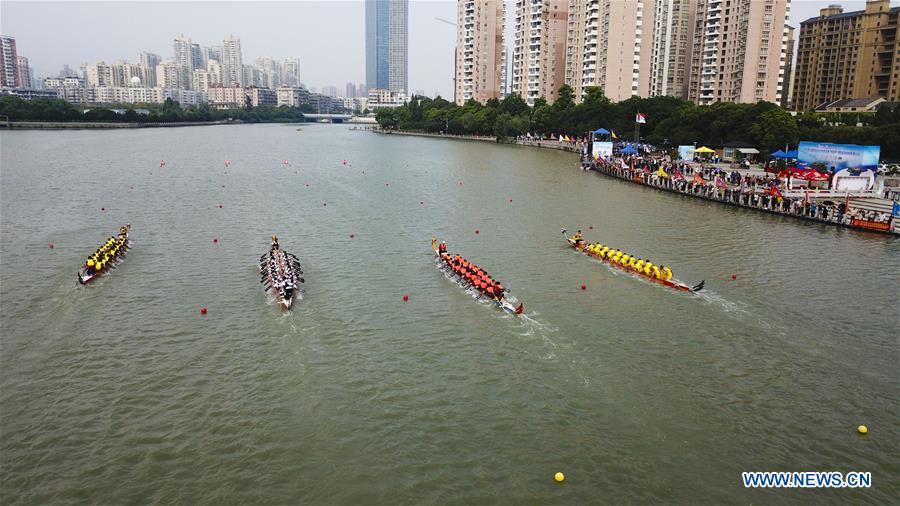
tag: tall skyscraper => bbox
[222,35,243,86]
[687,0,790,105]
[346,82,357,98]
[139,51,161,75]
[366,0,408,93]
[793,0,899,111]
[0,35,20,87]
[454,0,505,105]
[16,55,32,88]
[511,0,568,105]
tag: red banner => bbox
[851,219,891,231]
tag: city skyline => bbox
[1,1,875,100]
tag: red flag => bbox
[515,303,523,315]
[635,112,647,124]
[693,173,705,185]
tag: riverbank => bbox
[588,161,898,236]
[0,120,248,129]
[372,129,583,153]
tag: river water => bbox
[1,124,897,504]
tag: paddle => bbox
[691,280,705,292]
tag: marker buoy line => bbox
[554,472,565,483]
[323,202,327,207]
[48,243,54,249]
[213,238,218,244]
[589,225,593,230]
[224,160,231,167]
[200,307,207,315]
[159,160,166,167]
[101,207,106,211]
[349,234,355,239]
[475,229,480,235]
[581,284,586,290]
[731,274,737,280]
[509,199,513,202]
[858,425,868,434]
[402,294,409,302]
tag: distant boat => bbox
[317,118,332,124]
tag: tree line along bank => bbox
[374,86,900,160]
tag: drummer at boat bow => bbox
[438,240,448,256]
[572,230,584,245]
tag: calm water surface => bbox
[1,124,898,504]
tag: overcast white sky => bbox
[1,0,886,97]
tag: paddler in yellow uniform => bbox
[628,257,638,270]
[612,249,622,262]
[600,246,610,258]
[643,261,654,276]
[652,265,662,279]
[661,266,673,280]
[635,259,644,272]
[619,254,630,266]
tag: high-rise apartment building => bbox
[139,51,161,69]
[346,82,357,98]
[283,58,300,87]
[173,35,194,89]
[193,69,211,93]
[649,0,696,98]
[156,60,184,89]
[201,46,222,66]
[793,0,899,111]
[222,35,243,86]
[87,62,113,87]
[512,0,569,105]
[16,56,33,88]
[564,0,587,102]
[366,0,408,93]
[688,0,790,105]
[191,43,203,70]
[781,24,794,108]
[1,35,20,87]
[455,0,505,105]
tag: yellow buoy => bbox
[857,425,868,435]
[554,472,565,483]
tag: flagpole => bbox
[634,120,640,144]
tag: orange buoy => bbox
[731,274,737,280]
[200,307,207,315]
[402,294,409,302]
[581,284,587,290]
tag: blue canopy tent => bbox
[593,128,610,135]
[784,150,798,159]
[620,145,638,155]
[770,149,787,158]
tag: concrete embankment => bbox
[371,129,583,153]
[1,120,238,130]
